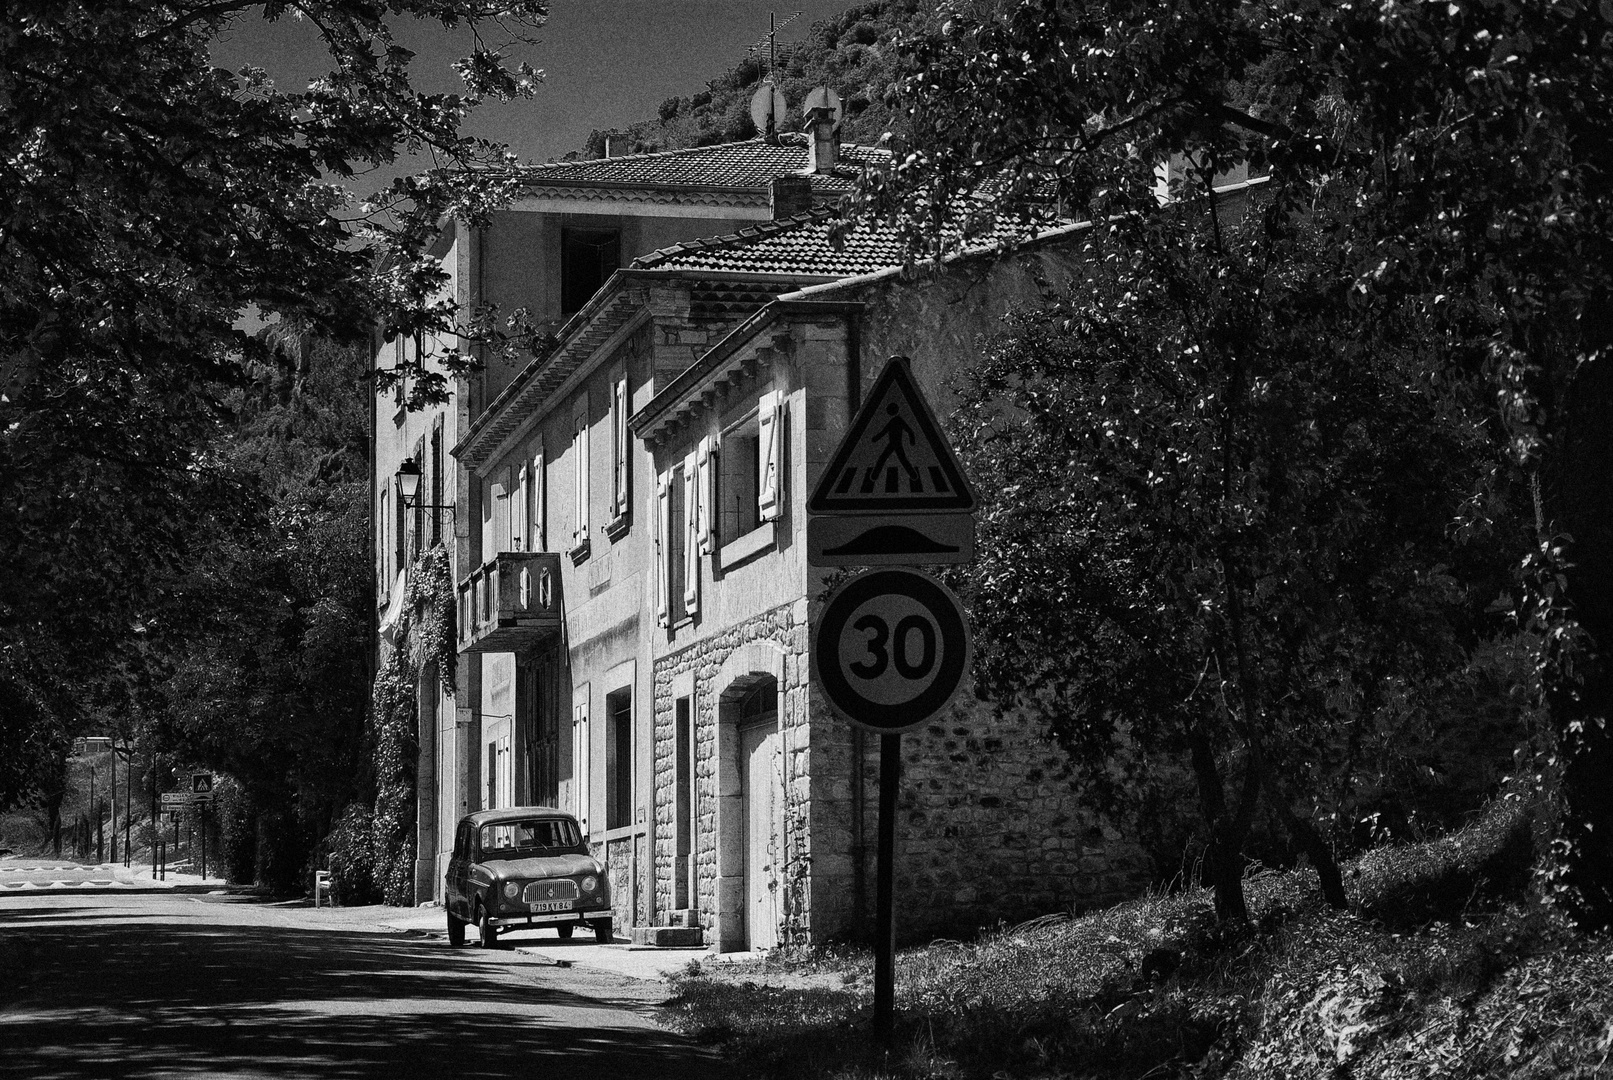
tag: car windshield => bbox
[478,818,582,858]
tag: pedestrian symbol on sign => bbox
[191,773,213,795]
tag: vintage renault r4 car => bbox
[445,807,613,947]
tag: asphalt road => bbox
[0,889,722,1080]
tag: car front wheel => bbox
[447,909,467,946]
[478,906,498,949]
[591,918,613,945]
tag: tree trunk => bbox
[1269,788,1348,908]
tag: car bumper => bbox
[486,901,610,929]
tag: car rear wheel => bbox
[556,924,574,940]
[447,909,467,946]
[478,906,498,949]
[591,918,613,945]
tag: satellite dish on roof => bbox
[750,83,790,139]
[803,87,843,124]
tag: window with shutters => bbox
[681,449,700,619]
[411,437,426,560]
[530,443,546,552]
[717,412,761,547]
[605,375,632,540]
[513,463,527,552]
[569,404,591,562]
[714,390,785,565]
[430,418,444,548]
[656,464,689,627]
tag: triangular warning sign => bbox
[809,355,977,515]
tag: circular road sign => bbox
[813,568,971,732]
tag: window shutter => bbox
[612,377,629,519]
[757,389,783,522]
[655,472,671,627]
[572,690,591,834]
[514,464,527,552]
[572,422,590,548]
[492,471,511,554]
[696,437,714,555]
[533,442,546,551]
[682,451,700,615]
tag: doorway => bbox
[734,677,780,950]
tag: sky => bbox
[211,1,863,192]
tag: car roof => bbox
[460,806,578,827]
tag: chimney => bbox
[803,106,837,174]
[770,175,814,219]
[604,132,625,158]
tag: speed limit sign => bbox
[812,568,971,732]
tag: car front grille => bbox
[522,878,579,904]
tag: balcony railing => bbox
[457,551,564,654]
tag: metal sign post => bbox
[808,355,980,1040]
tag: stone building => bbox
[373,115,1265,944]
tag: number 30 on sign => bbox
[812,568,972,732]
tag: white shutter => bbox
[492,473,510,554]
[572,688,591,835]
[682,451,699,615]
[696,436,714,556]
[757,389,783,522]
[612,377,629,518]
[533,442,546,551]
[655,472,671,627]
[514,464,527,552]
[572,421,590,548]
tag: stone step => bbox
[631,924,704,948]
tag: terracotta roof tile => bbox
[520,133,885,192]
[631,208,907,277]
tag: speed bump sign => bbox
[812,568,970,732]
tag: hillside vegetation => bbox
[573,1,930,159]
[666,795,1613,1079]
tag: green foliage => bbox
[326,803,380,906]
[0,0,545,811]
[864,0,1613,927]
[667,809,1599,1080]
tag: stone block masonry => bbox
[650,599,1153,948]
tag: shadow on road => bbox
[0,917,721,1080]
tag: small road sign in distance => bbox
[191,773,213,795]
[159,792,189,808]
[813,568,971,732]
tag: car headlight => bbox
[580,874,597,893]
[503,882,519,899]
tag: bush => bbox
[326,803,380,905]
[1353,792,1537,926]
[215,778,256,886]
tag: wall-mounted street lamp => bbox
[395,456,456,519]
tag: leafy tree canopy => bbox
[867,0,1613,924]
[0,1,545,810]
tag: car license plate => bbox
[530,900,571,913]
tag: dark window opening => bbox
[562,226,621,314]
[737,677,777,723]
[718,422,762,548]
[605,688,633,830]
[674,696,692,910]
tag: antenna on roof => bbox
[744,11,800,143]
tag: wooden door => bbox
[742,718,780,950]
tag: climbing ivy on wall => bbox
[347,544,457,905]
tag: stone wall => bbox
[651,599,813,948]
[647,591,1152,948]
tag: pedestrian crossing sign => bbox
[808,356,976,515]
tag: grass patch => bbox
[663,800,1613,1079]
